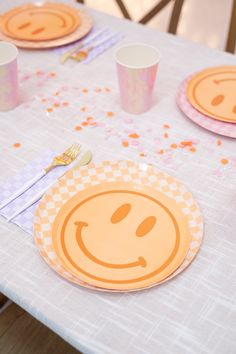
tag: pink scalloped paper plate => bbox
[176,76,236,139]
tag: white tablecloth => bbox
[0,1,236,353]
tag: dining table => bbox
[0,0,236,353]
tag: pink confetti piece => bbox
[213,169,222,177]
[138,145,145,152]
[124,118,133,124]
[20,75,31,82]
[131,140,139,146]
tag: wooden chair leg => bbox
[0,293,8,308]
[139,0,172,25]
[168,0,185,34]
[226,0,236,53]
[115,0,132,20]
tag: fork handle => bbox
[0,170,46,210]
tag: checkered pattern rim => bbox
[176,76,236,139]
[34,160,204,292]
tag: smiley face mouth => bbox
[214,78,236,84]
[74,222,146,269]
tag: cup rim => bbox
[0,41,18,66]
[114,42,161,69]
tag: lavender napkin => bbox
[54,27,124,63]
[0,149,78,235]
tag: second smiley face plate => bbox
[0,3,80,41]
[187,66,236,123]
[34,160,204,292]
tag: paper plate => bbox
[0,3,80,41]
[187,66,236,123]
[34,160,204,292]
[0,8,92,49]
[177,76,236,138]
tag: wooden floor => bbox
[0,296,80,354]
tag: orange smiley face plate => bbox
[52,182,191,291]
[34,160,204,292]
[187,66,236,123]
[0,3,80,41]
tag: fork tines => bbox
[66,143,81,158]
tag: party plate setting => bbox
[177,66,236,138]
[34,160,204,292]
[0,2,93,48]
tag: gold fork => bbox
[7,150,93,222]
[45,144,81,172]
[0,143,81,210]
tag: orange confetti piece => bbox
[82,89,88,93]
[217,139,222,146]
[90,122,97,126]
[53,103,60,108]
[170,143,177,149]
[81,107,87,112]
[13,143,21,148]
[49,72,56,77]
[122,141,129,147]
[106,111,114,117]
[139,152,146,157]
[36,70,43,75]
[62,102,69,107]
[164,133,169,139]
[95,88,102,92]
[158,149,164,155]
[41,98,47,103]
[86,116,94,121]
[221,158,229,165]
[163,124,170,129]
[46,108,53,113]
[105,87,111,92]
[75,126,82,131]
[82,121,88,126]
[128,133,140,139]
[180,140,193,147]
[190,147,197,153]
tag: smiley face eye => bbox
[136,216,156,237]
[111,203,131,223]
[211,94,224,106]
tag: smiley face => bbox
[187,66,236,123]
[52,182,190,290]
[1,3,80,41]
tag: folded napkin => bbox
[0,149,78,235]
[54,27,124,63]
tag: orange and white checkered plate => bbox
[34,160,204,292]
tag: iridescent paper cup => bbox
[115,43,160,114]
[0,41,19,112]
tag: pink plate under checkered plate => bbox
[176,76,236,139]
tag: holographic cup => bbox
[115,43,160,114]
[0,41,19,112]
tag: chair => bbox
[76,0,236,52]
[0,293,8,308]
[225,0,236,53]
[77,0,184,34]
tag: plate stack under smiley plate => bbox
[34,160,204,292]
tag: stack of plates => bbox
[34,160,204,292]
[0,2,93,48]
[177,66,236,138]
